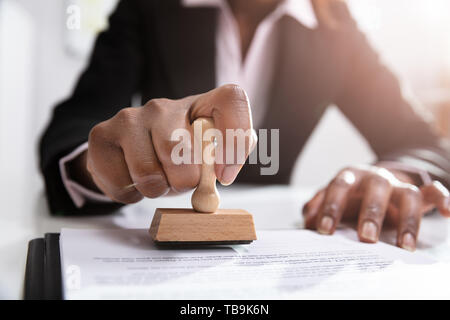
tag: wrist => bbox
[376,162,423,186]
[67,150,102,193]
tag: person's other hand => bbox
[302,165,450,251]
[83,84,254,204]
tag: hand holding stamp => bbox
[149,117,257,245]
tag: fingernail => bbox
[219,165,241,186]
[401,233,416,252]
[318,216,334,235]
[361,221,378,242]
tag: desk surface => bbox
[1,185,450,299]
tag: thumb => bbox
[190,84,253,186]
[421,181,450,217]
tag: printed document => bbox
[60,228,435,299]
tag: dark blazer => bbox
[40,0,450,215]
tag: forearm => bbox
[41,155,122,216]
[332,6,450,189]
[377,148,450,189]
[376,162,427,187]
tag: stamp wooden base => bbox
[149,208,257,245]
[149,118,257,246]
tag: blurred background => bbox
[2,0,450,217]
[0,0,450,297]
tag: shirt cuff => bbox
[59,142,112,208]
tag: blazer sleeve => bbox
[39,0,145,215]
[332,2,450,188]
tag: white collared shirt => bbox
[60,0,318,208]
[184,0,317,128]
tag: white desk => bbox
[1,185,450,299]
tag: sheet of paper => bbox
[60,228,440,299]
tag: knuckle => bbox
[330,177,351,189]
[331,169,356,188]
[115,108,139,126]
[114,108,139,128]
[362,202,384,220]
[402,185,421,199]
[369,174,391,188]
[144,98,168,116]
[88,122,109,143]
[321,202,340,217]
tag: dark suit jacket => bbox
[40,0,450,215]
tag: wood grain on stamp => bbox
[149,208,256,242]
[191,118,220,213]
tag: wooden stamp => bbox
[149,118,257,245]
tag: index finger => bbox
[315,169,359,235]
